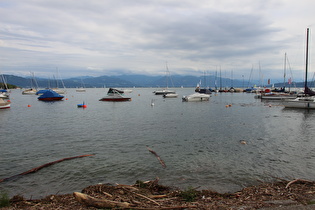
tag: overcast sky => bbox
[1,0,315,82]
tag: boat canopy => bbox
[38,89,64,99]
[108,88,124,94]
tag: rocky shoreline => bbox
[2,178,315,209]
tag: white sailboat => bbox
[282,28,315,109]
[22,72,38,95]
[153,62,176,95]
[76,77,86,92]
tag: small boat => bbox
[153,62,176,95]
[163,93,178,98]
[37,89,64,101]
[22,88,37,95]
[76,87,86,92]
[0,98,10,109]
[121,89,133,93]
[0,92,9,99]
[51,88,66,94]
[77,102,87,108]
[260,92,297,100]
[282,97,315,108]
[76,77,86,92]
[153,89,176,95]
[182,93,210,102]
[99,88,131,102]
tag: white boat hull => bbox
[282,97,315,109]
[153,89,176,95]
[182,93,210,102]
[163,93,178,98]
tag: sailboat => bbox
[195,71,212,94]
[260,53,297,100]
[153,62,176,95]
[76,77,86,92]
[22,72,38,95]
[282,28,315,108]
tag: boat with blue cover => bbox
[37,89,64,101]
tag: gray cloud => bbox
[0,0,314,81]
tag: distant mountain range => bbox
[0,74,308,89]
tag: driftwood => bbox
[0,154,94,183]
[146,146,166,168]
[286,178,314,188]
[73,192,130,208]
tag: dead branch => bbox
[73,192,130,208]
[146,146,166,168]
[0,154,94,183]
[286,179,315,188]
[131,191,160,206]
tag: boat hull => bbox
[182,93,210,102]
[0,104,10,109]
[163,93,178,98]
[283,100,315,109]
[99,98,131,102]
[153,90,176,95]
[38,97,64,101]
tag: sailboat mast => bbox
[283,53,287,89]
[305,28,309,90]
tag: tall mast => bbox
[283,53,287,89]
[305,28,309,91]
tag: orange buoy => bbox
[83,104,87,108]
[225,105,229,108]
[27,104,31,107]
[7,100,11,102]
[66,98,68,100]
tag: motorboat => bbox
[0,92,9,99]
[163,93,178,98]
[182,93,210,102]
[153,89,176,95]
[22,88,37,95]
[0,98,10,109]
[99,88,131,102]
[37,89,64,101]
[76,87,86,92]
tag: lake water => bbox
[1,88,315,199]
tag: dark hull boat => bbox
[99,88,131,102]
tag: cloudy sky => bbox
[1,0,315,82]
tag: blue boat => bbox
[38,89,64,101]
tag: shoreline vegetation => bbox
[1,178,315,209]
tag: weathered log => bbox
[286,178,315,188]
[0,154,94,183]
[146,146,166,168]
[73,192,130,208]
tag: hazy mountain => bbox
[1,74,306,89]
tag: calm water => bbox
[1,88,315,199]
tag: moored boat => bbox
[163,93,178,98]
[0,98,10,109]
[182,93,210,102]
[153,89,176,95]
[99,88,131,102]
[22,88,37,95]
[37,89,64,101]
